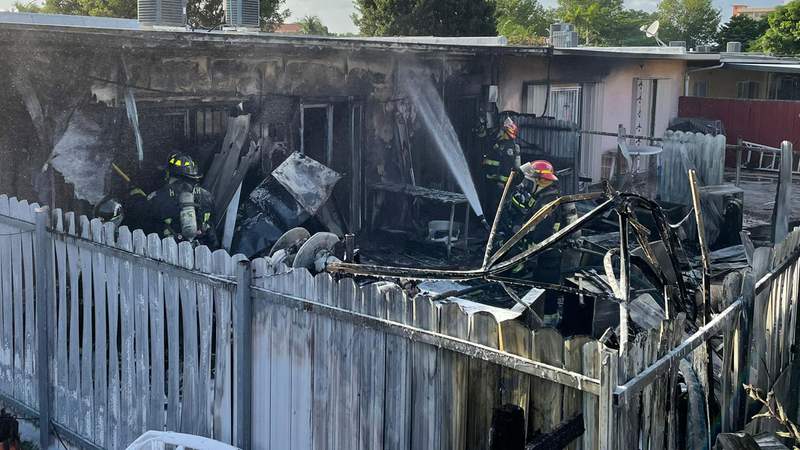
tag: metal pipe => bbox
[615,299,742,403]
[684,62,725,96]
[482,171,516,269]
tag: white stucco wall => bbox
[498,55,687,181]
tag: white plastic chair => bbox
[125,431,240,450]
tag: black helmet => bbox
[167,153,202,180]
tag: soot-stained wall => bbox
[0,26,490,222]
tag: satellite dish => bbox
[641,20,666,47]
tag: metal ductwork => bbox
[224,0,260,28]
[138,0,185,26]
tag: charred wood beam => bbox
[483,171,516,269]
[526,414,585,450]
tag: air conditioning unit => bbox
[138,0,185,26]
[551,30,578,47]
[695,45,712,53]
[669,41,686,48]
[224,0,260,28]
[727,41,743,52]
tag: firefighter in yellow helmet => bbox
[148,153,218,248]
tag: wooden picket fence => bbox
[0,194,238,449]
[0,192,753,450]
[250,262,698,450]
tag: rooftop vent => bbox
[727,41,742,52]
[224,0,259,28]
[550,23,578,47]
[138,0,185,26]
[669,41,686,48]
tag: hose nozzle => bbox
[479,216,490,231]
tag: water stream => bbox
[399,69,485,219]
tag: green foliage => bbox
[352,0,497,37]
[716,14,768,51]
[299,15,331,35]
[754,0,800,55]
[555,0,655,46]
[495,0,552,44]
[14,0,288,32]
[657,0,720,48]
[15,0,135,18]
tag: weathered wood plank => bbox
[161,237,180,432]
[467,311,500,450]
[132,230,150,436]
[311,273,335,450]
[65,212,81,432]
[531,328,564,437]
[79,215,94,439]
[359,283,386,450]
[104,222,121,448]
[268,269,292,450]
[90,219,108,446]
[412,295,439,450]
[0,195,12,396]
[438,302,470,450]
[53,209,68,426]
[251,258,272,450]
[195,246,214,437]
[582,341,600,450]
[18,200,36,407]
[383,284,412,450]
[179,241,200,434]
[290,269,314,450]
[117,226,136,446]
[747,247,772,414]
[147,234,166,432]
[212,249,234,444]
[500,320,534,439]
[334,278,359,450]
[564,336,590,450]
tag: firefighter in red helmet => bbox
[499,160,577,326]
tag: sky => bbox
[0,0,791,33]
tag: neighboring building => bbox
[732,4,777,20]
[274,23,302,34]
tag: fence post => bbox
[34,207,51,450]
[234,260,252,450]
[598,346,618,450]
[773,140,793,244]
[735,137,742,187]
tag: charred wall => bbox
[0,26,491,223]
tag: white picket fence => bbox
[0,193,748,450]
[0,194,237,449]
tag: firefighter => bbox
[148,153,218,248]
[482,117,521,216]
[499,160,577,327]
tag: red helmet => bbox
[521,160,558,182]
[502,117,519,140]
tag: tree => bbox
[299,15,331,35]
[657,0,720,48]
[495,0,552,45]
[352,0,497,37]
[555,0,654,46]
[716,14,768,51]
[754,0,800,55]
[15,0,289,32]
